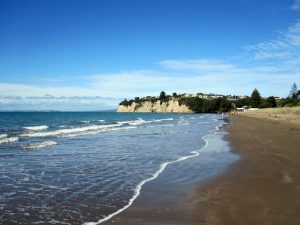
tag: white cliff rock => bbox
[117,100,193,113]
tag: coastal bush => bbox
[277,83,300,107]
[178,97,233,113]
[150,97,157,103]
[279,98,300,107]
[234,97,251,108]
[159,91,170,104]
[260,96,277,108]
[119,99,130,106]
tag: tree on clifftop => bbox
[250,88,262,108]
[289,82,298,99]
[159,91,166,100]
[159,91,168,104]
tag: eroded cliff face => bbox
[117,100,193,113]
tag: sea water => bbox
[0,112,236,225]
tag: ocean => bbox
[0,112,238,225]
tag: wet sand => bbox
[102,107,300,225]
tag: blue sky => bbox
[1,0,300,110]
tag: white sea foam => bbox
[177,122,190,126]
[150,118,174,123]
[0,134,8,139]
[82,125,213,225]
[60,126,137,138]
[160,118,173,121]
[117,118,147,126]
[20,124,130,138]
[0,137,19,144]
[128,118,148,126]
[23,125,49,131]
[81,121,90,123]
[23,141,57,149]
[117,118,173,126]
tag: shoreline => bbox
[99,107,300,225]
[98,118,238,225]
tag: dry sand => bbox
[241,106,300,127]
[102,107,300,225]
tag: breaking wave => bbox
[0,134,8,139]
[23,125,49,131]
[23,140,57,149]
[0,137,19,144]
[20,124,129,138]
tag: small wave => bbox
[177,122,190,126]
[82,130,210,225]
[116,118,173,127]
[23,125,49,131]
[160,118,173,121]
[128,118,148,126]
[20,124,123,138]
[23,141,57,149]
[117,118,147,126]
[111,126,137,131]
[151,118,174,123]
[0,137,19,144]
[81,121,90,123]
[0,134,8,139]
[98,120,105,122]
[60,126,137,137]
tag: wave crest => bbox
[0,134,8,139]
[23,125,49,131]
[23,141,57,149]
[0,137,19,144]
[20,124,123,138]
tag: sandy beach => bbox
[102,107,300,225]
[191,107,300,225]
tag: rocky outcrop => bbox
[117,100,193,113]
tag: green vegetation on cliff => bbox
[178,97,233,113]
[119,83,300,113]
[120,91,234,113]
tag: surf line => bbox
[83,123,224,225]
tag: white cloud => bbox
[85,65,300,98]
[1,21,300,110]
[291,0,300,11]
[245,21,300,61]
[1,54,299,111]
[0,94,121,111]
[0,83,122,110]
[159,59,237,73]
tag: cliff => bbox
[117,100,193,113]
